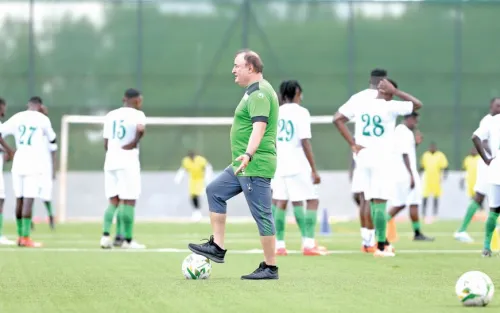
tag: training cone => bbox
[319,207,331,236]
[491,227,500,252]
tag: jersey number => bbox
[112,120,126,139]
[361,114,384,137]
[277,119,294,142]
[19,125,37,145]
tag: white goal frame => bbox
[57,114,334,223]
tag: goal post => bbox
[57,114,334,223]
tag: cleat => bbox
[454,231,474,243]
[413,233,435,241]
[100,236,113,249]
[0,236,16,246]
[276,248,288,256]
[303,247,327,256]
[241,262,279,280]
[113,235,124,247]
[188,235,227,263]
[385,244,396,253]
[48,216,55,230]
[374,249,395,257]
[121,240,146,249]
[20,237,42,248]
[482,248,492,257]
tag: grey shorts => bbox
[206,166,275,236]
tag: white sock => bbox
[368,229,376,247]
[304,238,315,249]
[276,240,286,249]
[361,227,368,245]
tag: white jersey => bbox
[41,129,58,175]
[0,110,56,175]
[275,103,312,176]
[103,107,146,171]
[341,89,378,126]
[339,98,413,160]
[478,114,493,159]
[473,114,500,184]
[394,124,418,176]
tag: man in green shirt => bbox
[188,49,279,280]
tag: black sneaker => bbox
[188,235,227,263]
[413,234,435,241]
[113,235,124,247]
[482,248,492,257]
[241,262,279,280]
[48,216,55,230]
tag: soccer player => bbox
[461,148,480,201]
[455,98,500,242]
[100,88,146,249]
[343,68,388,252]
[188,49,279,280]
[471,112,500,257]
[334,78,422,257]
[420,142,448,223]
[386,112,433,242]
[174,151,213,222]
[0,98,15,245]
[0,96,56,247]
[272,80,325,256]
[38,104,57,230]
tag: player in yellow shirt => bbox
[420,142,448,223]
[461,148,480,199]
[174,151,213,222]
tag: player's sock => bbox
[360,227,368,245]
[372,202,387,247]
[122,204,135,241]
[385,212,392,221]
[116,208,124,237]
[458,200,480,232]
[293,206,307,238]
[412,221,422,236]
[102,204,117,235]
[275,208,286,241]
[368,229,376,246]
[271,204,277,218]
[44,202,53,217]
[16,218,22,237]
[484,212,499,250]
[304,209,318,244]
[22,217,32,237]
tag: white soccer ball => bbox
[455,271,494,306]
[182,253,212,280]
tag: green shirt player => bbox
[188,49,279,280]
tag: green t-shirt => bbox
[230,79,279,178]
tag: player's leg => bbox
[113,207,124,247]
[19,175,42,247]
[118,167,145,249]
[482,184,500,257]
[101,170,119,248]
[386,175,409,244]
[432,193,440,220]
[240,176,278,280]
[0,173,14,245]
[270,176,289,255]
[190,193,202,222]
[188,166,242,263]
[455,192,485,242]
[39,173,55,230]
[352,166,370,248]
[409,204,433,241]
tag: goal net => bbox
[57,114,334,223]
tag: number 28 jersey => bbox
[275,103,312,177]
[103,107,146,171]
[339,98,413,157]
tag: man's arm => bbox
[482,139,492,156]
[333,112,356,148]
[472,135,492,165]
[50,143,57,179]
[402,153,414,185]
[245,122,267,155]
[394,89,423,112]
[123,113,146,150]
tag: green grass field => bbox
[0,220,498,313]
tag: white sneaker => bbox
[374,249,395,257]
[191,210,202,222]
[121,240,146,249]
[454,231,474,243]
[0,236,15,246]
[100,236,112,249]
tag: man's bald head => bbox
[235,49,264,73]
[232,49,264,87]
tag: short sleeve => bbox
[181,157,189,169]
[43,116,56,142]
[49,143,58,152]
[338,96,356,120]
[297,109,312,140]
[0,117,15,136]
[137,111,146,126]
[248,91,271,122]
[473,124,489,141]
[388,100,413,117]
[103,114,112,139]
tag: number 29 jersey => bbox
[103,107,146,171]
[338,98,413,159]
[275,103,312,177]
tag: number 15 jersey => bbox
[275,103,312,177]
[103,107,146,171]
[339,98,413,160]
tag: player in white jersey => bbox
[100,88,146,249]
[0,96,57,248]
[345,68,387,253]
[386,112,434,242]
[0,98,15,245]
[334,78,422,257]
[455,98,500,243]
[471,110,500,257]
[271,80,325,256]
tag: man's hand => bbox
[351,144,364,155]
[410,174,415,189]
[378,79,397,95]
[234,154,251,175]
[122,142,136,150]
[312,171,321,184]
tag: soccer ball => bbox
[182,253,212,280]
[455,271,494,306]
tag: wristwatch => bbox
[244,152,253,162]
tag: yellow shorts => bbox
[423,183,441,198]
[189,179,204,196]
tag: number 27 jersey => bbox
[103,107,146,171]
[339,98,413,155]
